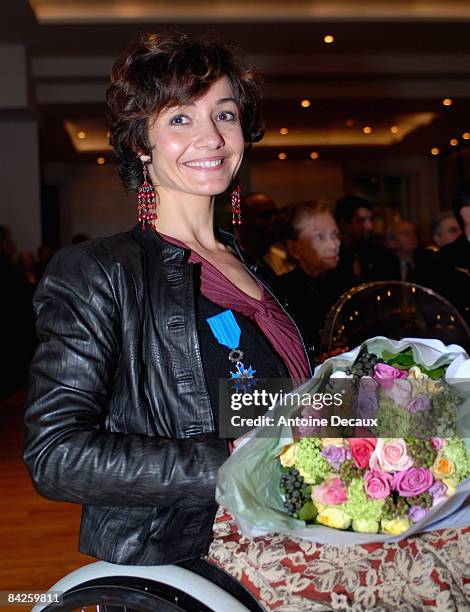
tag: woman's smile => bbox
[183,156,226,170]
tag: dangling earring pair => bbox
[137,158,158,229]
[137,160,241,228]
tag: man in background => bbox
[335,195,397,282]
[431,211,462,248]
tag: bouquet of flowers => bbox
[217,337,470,544]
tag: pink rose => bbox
[312,476,348,506]
[393,467,434,497]
[348,438,377,469]
[373,363,408,390]
[364,469,393,499]
[385,378,413,408]
[430,437,444,450]
[371,438,413,472]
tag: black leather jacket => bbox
[24,225,311,565]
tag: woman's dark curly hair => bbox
[107,31,264,191]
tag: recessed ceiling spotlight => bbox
[300,99,311,108]
[96,156,106,165]
[278,152,287,160]
[431,147,440,155]
[442,98,453,106]
[77,131,86,139]
[462,132,470,140]
[310,151,319,160]
[280,127,289,135]
[323,34,335,44]
[390,126,399,134]
[363,126,372,134]
[450,138,459,146]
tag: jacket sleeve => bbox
[23,246,228,508]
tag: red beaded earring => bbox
[137,161,158,229]
[231,185,242,226]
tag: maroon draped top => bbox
[159,232,309,381]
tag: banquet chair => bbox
[320,281,470,357]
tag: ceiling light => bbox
[390,126,399,134]
[323,34,334,44]
[96,156,106,165]
[77,131,86,139]
[363,126,372,134]
[450,138,459,146]
[310,151,319,160]
[431,147,440,155]
[463,132,470,140]
[442,98,453,106]
[278,152,287,160]
[280,127,289,135]
[300,99,311,108]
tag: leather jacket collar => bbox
[131,224,248,267]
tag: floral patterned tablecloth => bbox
[208,508,470,611]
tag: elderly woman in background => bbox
[279,200,353,356]
[23,32,310,607]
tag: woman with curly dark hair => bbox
[23,32,310,603]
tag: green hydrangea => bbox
[295,438,330,484]
[343,478,385,522]
[376,396,412,437]
[442,439,470,482]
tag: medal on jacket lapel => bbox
[206,309,256,391]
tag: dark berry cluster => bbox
[345,350,384,378]
[280,469,310,517]
[339,459,363,485]
[382,496,409,520]
[407,492,433,509]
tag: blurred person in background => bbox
[17,250,38,287]
[431,211,462,248]
[0,227,36,398]
[335,195,398,282]
[36,243,56,280]
[439,183,470,324]
[279,201,353,354]
[236,191,294,275]
[385,219,449,297]
[236,191,276,260]
[440,183,470,273]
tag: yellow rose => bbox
[279,443,298,467]
[381,517,411,535]
[321,438,345,448]
[408,366,427,380]
[317,506,351,530]
[431,454,455,479]
[442,478,457,496]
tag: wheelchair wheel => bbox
[42,576,214,611]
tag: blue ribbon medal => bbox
[206,310,256,387]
